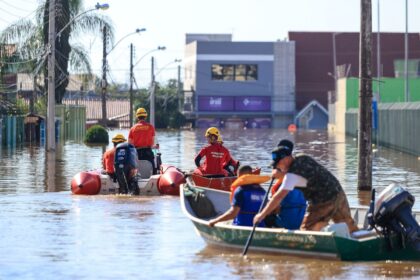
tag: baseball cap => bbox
[270,145,292,168]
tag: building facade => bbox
[183,34,295,129]
[289,31,420,112]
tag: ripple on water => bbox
[1,130,420,279]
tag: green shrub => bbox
[85,125,109,144]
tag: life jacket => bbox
[287,155,342,204]
[276,189,307,229]
[271,177,284,196]
[230,174,271,202]
[232,184,266,227]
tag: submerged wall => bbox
[346,102,420,156]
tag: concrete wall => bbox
[345,103,420,156]
[272,41,295,127]
[328,79,347,134]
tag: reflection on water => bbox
[1,129,420,279]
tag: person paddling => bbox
[254,146,359,233]
[209,165,267,227]
[194,127,233,178]
[264,139,307,230]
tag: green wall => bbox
[345,78,420,109]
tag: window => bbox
[211,64,258,81]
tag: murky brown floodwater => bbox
[1,129,420,279]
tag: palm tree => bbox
[0,0,114,104]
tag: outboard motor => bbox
[372,184,420,251]
[114,143,139,195]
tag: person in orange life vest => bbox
[194,127,233,178]
[102,133,127,180]
[208,165,266,227]
[128,108,158,174]
[217,135,240,176]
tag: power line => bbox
[0,0,35,13]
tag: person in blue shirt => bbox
[208,165,266,227]
[264,139,307,229]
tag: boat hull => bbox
[71,164,185,196]
[180,184,420,261]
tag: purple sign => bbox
[235,96,271,111]
[198,96,234,111]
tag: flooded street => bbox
[1,129,420,279]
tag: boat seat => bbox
[138,160,153,179]
[351,229,377,239]
[321,223,351,239]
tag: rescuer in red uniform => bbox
[128,108,158,174]
[102,133,127,180]
[194,127,233,177]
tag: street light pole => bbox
[149,58,182,127]
[133,46,166,68]
[46,0,56,151]
[101,28,146,126]
[101,25,108,124]
[130,46,165,126]
[47,2,108,150]
[129,43,134,126]
[150,56,155,127]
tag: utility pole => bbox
[30,75,36,114]
[404,0,409,102]
[376,0,381,148]
[177,64,182,112]
[101,25,107,125]
[377,0,381,94]
[46,0,56,151]
[358,0,373,191]
[150,56,155,127]
[129,43,134,126]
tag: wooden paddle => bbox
[242,178,275,256]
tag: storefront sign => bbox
[235,96,271,111]
[198,96,234,111]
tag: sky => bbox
[1,0,420,87]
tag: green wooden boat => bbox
[180,182,420,261]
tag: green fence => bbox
[346,102,420,156]
[56,105,86,141]
[1,105,86,146]
[0,115,25,146]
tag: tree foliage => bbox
[84,124,108,144]
[134,79,185,129]
[0,0,114,104]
